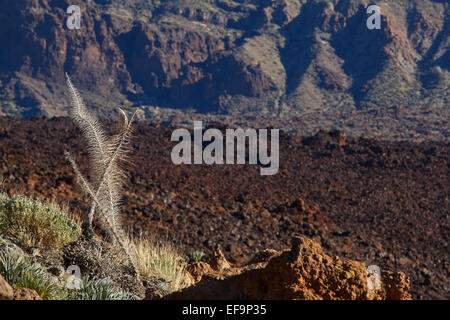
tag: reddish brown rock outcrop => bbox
[0,275,42,300]
[13,288,42,300]
[0,275,14,300]
[166,236,411,300]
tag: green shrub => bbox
[0,193,81,249]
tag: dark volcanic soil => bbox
[0,116,448,299]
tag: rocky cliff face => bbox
[0,0,448,131]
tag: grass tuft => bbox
[127,235,188,292]
[190,251,206,262]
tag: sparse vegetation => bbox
[190,251,205,262]
[0,193,80,249]
[127,235,188,291]
[0,248,66,300]
[0,245,136,300]
[70,277,136,300]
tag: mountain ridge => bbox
[0,0,448,139]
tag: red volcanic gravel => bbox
[0,116,448,299]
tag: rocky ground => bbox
[0,116,448,299]
[0,233,412,300]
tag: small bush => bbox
[127,235,187,292]
[0,193,81,249]
[0,248,66,300]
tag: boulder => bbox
[13,288,42,300]
[0,275,14,300]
